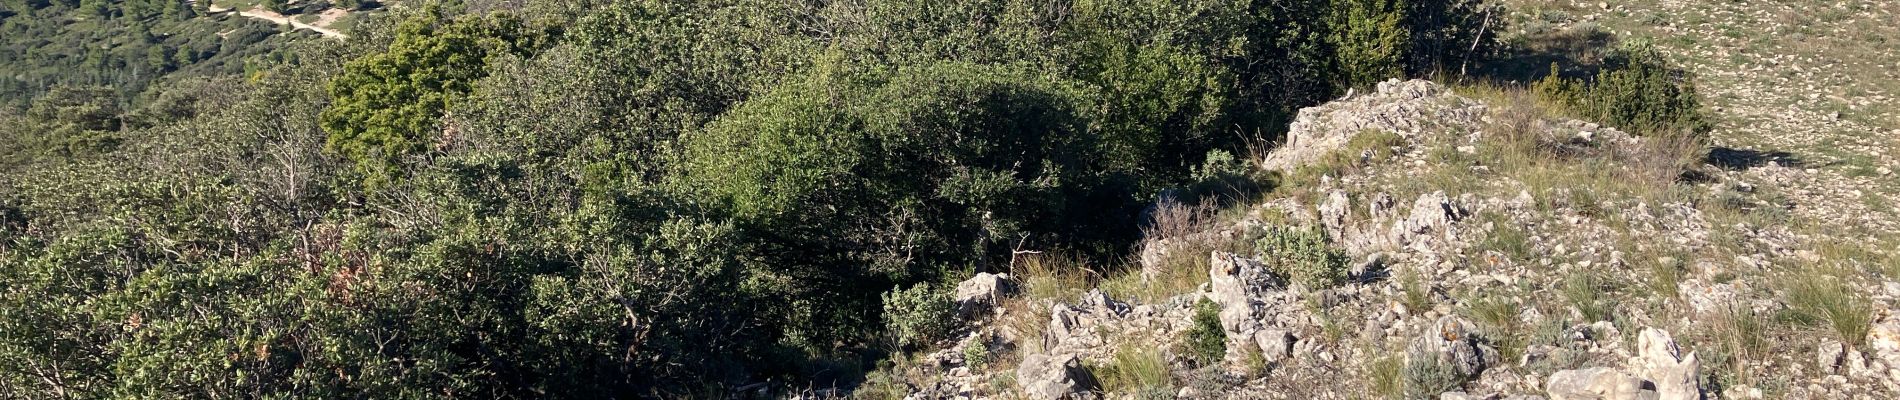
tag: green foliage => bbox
[1183,298,1227,366]
[0,0,293,109]
[680,61,1142,350]
[1784,272,1873,348]
[1402,348,1467,399]
[1563,272,1612,322]
[1533,41,1708,138]
[2,85,123,164]
[1331,0,1411,87]
[881,283,958,349]
[0,0,1507,396]
[320,9,544,188]
[1256,226,1351,289]
[960,340,990,369]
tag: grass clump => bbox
[1095,344,1173,399]
[1368,355,1404,399]
[1182,298,1227,366]
[1399,268,1432,315]
[1256,226,1350,289]
[1464,294,1526,363]
[1782,271,1872,348]
[1563,272,1613,322]
[1646,255,1686,300]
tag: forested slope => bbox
[0,0,1722,397]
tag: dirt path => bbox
[207,4,347,39]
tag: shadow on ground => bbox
[1471,26,1618,83]
[1707,147,1801,170]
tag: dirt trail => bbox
[207,4,347,39]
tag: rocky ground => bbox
[858,2,1900,398]
[860,78,1900,400]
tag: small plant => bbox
[961,340,990,369]
[1713,302,1766,384]
[1402,348,1467,399]
[882,283,958,349]
[1783,272,1872,348]
[1563,272,1611,322]
[1646,256,1686,300]
[1368,355,1404,399]
[1399,269,1432,315]
[1183,298,1227,366]
[1480,214,1534,264]
[1256,226,1350,289]
[1096,344,1173,399]
[1464,295,1526,363]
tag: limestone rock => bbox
[1545,367,1650,400]
[1016,354,1095,399]
[953,272,1015,317]
[1634,328,1700,400]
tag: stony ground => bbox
[1500,0,1900,240]
[856,1,1900,399]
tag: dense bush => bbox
[1533,41,1708,138]
[1183,298,1228,365]
[0,0,1509,396]
[882,283,958,349]
[320,9,547,187]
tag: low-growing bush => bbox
[1532,41,1708,139]
[1183,298,1228,366]
[1257,227,1351,289]
[882,283,958,349]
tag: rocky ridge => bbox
[869,80,1900,400]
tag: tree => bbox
[319,9,541,188]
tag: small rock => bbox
[1819,341,1846,372]
[1545,367,1647,400]
[954,272,1016,317]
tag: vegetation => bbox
[1095,344,1173,399]
[1256,226,1352,289]
[1183,298,1228,366]
[1532,41,1709,139]
[0,0,1514,396]
[882,283,958,349]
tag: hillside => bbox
[1,0,1895,398]
[877,78,1896,399]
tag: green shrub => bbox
[1403,348,1468,399]
[1183,298,1227,366]
[320,10,546,188]
[1532,41,1708,138]
[1256,227,1351,289]
[961,340,990,369]
[882,283,958,349]
[1330,0,1411,88]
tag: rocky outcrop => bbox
[1260,79,1486,173]
[954,272,1016,317]
[1016,354,1095,399]
[1542,328,1699,400]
